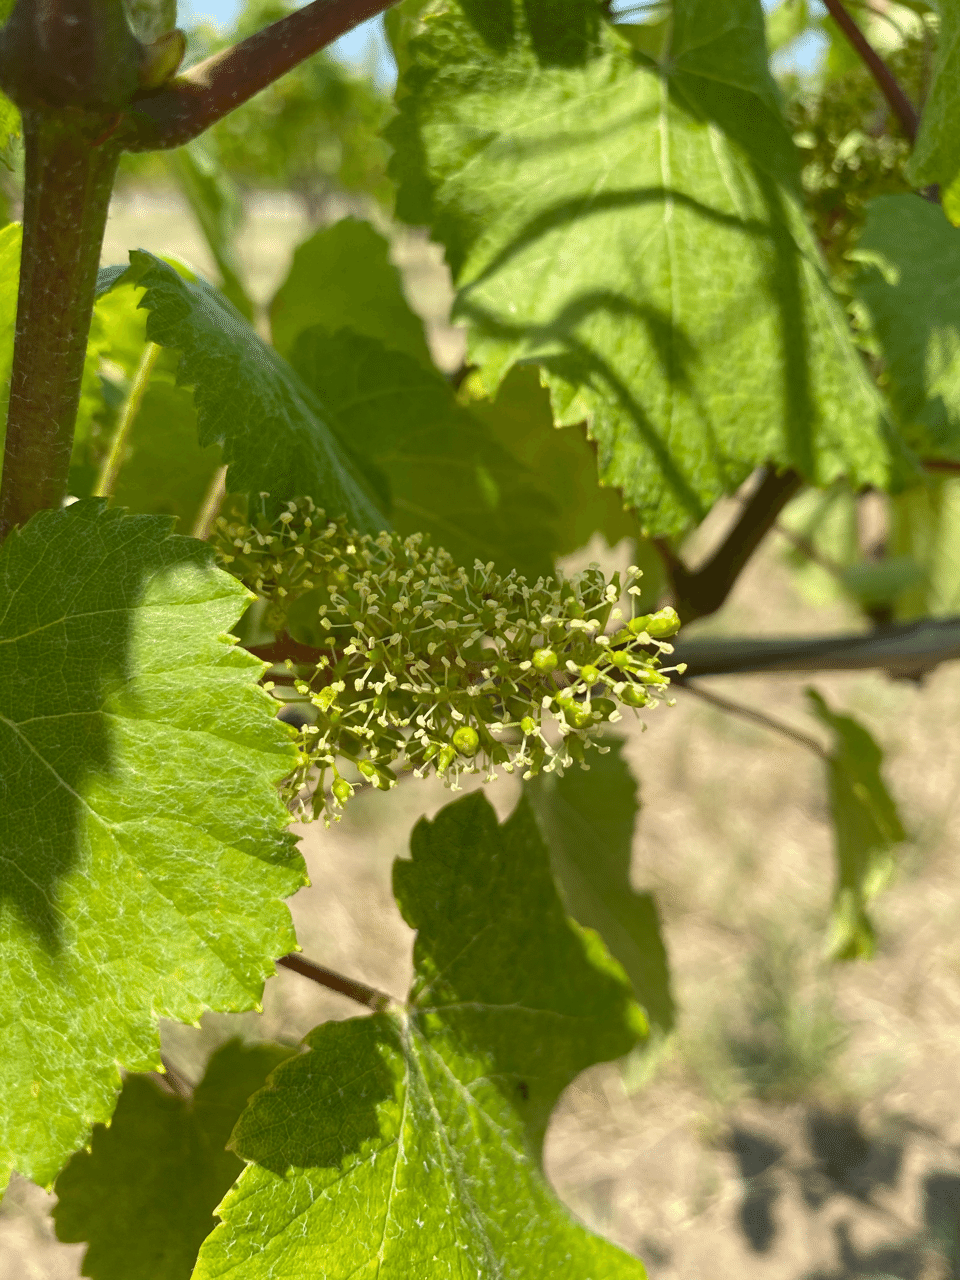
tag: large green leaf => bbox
[192,793,647,1279]
[290,325,559,577]
[528,739,674,1038]
[807,690,907,960]
[905,0,960,217]
[53,1040,295,1280]
[853,194,960,459]
[0,502,305,1187]
[390,0,905,537]
[116,252,387,532]
[270,217,432,367]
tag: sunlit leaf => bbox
[192,793,648,1279]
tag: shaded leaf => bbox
[853,194,960,458]
[193,793,647,1279]
[270,217,431,367]
[54,1040,295,1280]
[110,377,223,530]
[807,690,907,960]
[463,364,638,556]
[528,739,674,1037]
[0,92,19,172]
[116,252,387,532]
[290,325,559,578]
[0,502,305,1186]
[389,0,905,538]
[905,0,960,215]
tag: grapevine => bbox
[213,497,683,822]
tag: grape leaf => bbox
[192,792,648,1279]
[905,0,960,218]
[290,325,560,578]
[165,139,255,321]
[114,252,387,532]
[853,194,960,459]
[53,1040,295,1280]
[270,217,432,367]
[807,690,907,961]
[0,502,305,1187]
[463,364,637,555]
[528,739,674,1038]
[389,0,906,538]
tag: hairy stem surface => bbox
[0,114,120,539]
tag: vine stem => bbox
[821,0,919,142]
[122,0,401,151]
[0,114,121,540]
[277,953,392,1012]
[92,341,162,498]
[655,468,803,624]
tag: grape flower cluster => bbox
[213,497,684,823]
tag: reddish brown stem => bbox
[0,113,120,539]
[821,0,918,143]
[277,954,391,1011]
[656,467,803,625]
[121,0,399,151]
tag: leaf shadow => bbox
[0,501,214,952]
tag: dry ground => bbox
[5,189,960,1280]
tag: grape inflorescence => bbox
[214,498,683,823]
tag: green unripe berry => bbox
[358,760,377,779]
[579,664,601,685]
[532,647,559,673]
[520,716,537,735]
[332,778,353,804]
[452,726,480,757]
[609,650,634,670]
[436,745,457,774]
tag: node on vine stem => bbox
[213,497,684,824]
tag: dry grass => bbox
[5,189,960,1280]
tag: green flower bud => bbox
[644,607,681,638]
[452,725,480,757]
[621,684,648,707]
[579,664,601,685]
[436,745,457,774]
[520,716,537,735]
[532,647,558,673]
